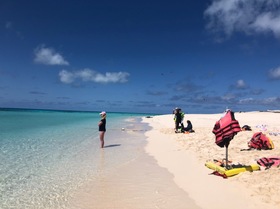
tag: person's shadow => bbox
[104,144,121,148]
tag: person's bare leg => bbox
[99,131,105,148]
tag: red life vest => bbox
[257,157,280,169]
[248,132,274,150]
[212,110,241,147]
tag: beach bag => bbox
[248,132,274,150]
[257,157,280,169]
[212,110,241,147]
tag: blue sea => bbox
[0,108,149,209]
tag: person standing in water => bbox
[98,111,106,148]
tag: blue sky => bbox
[1,0,280,114]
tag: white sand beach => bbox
[143,111,280,209]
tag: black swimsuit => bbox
[99,118,106,132]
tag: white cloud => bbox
[239,96,280,105]
[222,93,236,101]
[268,66,280,80]
[34,46,69,66]
[204,0,280,38]
[252,12,280,37]
[262,97,279,104]
[59,69,130,84]
[236,79,247,89]
[239,97,254,104]
[59,70,75,84]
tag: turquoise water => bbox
[0,108,149,209]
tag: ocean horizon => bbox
[0,108,151,208]
[0,107,156,115]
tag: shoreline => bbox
[68,117,200,209]
[143,111,280,209]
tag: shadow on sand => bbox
[104,144,121,148]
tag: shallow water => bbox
[0,109,148,209]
